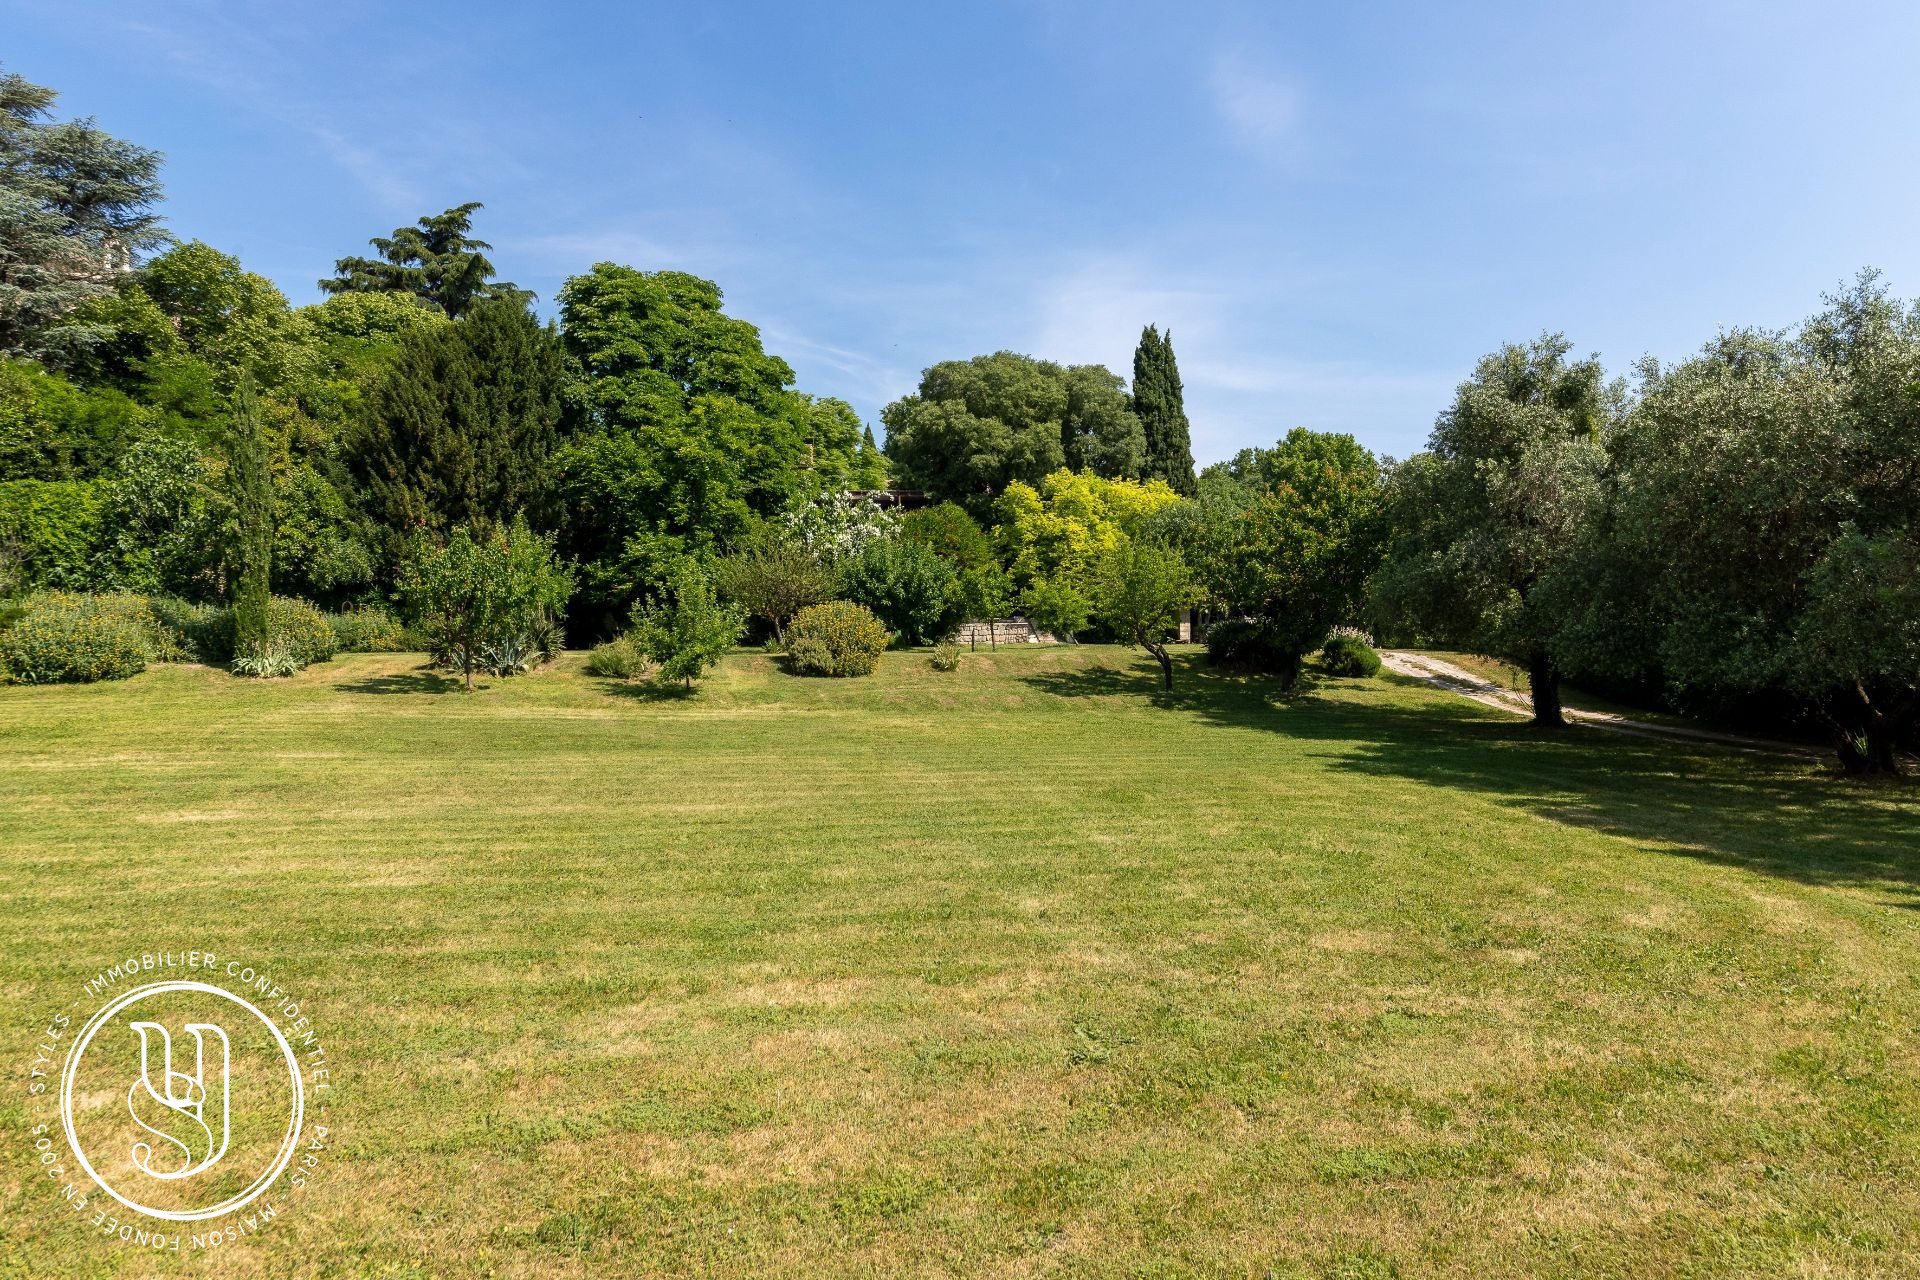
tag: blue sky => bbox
[10,1,1920,462]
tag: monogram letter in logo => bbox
[127,1021,230,1179]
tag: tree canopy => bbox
[1373,335,1614,726]
[344,297,571,550]
[882,351,1145,516]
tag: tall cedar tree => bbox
[345,299,569,550]
[1130,325,1198,496]
[226,378,274,656]
[0,65,167,361]
[321,203,527,318]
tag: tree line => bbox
[1,62,1912,773]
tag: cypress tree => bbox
[1130,325,1197,496]
[227,377,273,657]
[346,298,570,547]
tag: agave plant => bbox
[231,643,299,679]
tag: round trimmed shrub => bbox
[1204,615,1328,687]
[0,593,149,684]
[1320,633,1382,678]
[785,600,889,677]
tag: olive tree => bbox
[713,538,831,644]
[1372,335,1614,726]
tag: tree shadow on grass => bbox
[333,668,464,695]
[1020,653,1920,900]
[597,678,698,702]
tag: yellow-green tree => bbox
[994,470,1182,599]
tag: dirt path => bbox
[1378,651,1825,759]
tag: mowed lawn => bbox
[2,647,1918,1279]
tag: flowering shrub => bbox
[779,492,902,563]
[785,600,889,677]
[0,592,148,684]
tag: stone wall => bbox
[953,617,1040,645]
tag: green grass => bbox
[2,646,1918,1278]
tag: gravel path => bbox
[1378,651,1825,759]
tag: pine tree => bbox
[1130,325,1197,496]
[227,378,274,659]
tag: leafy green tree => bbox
[837,535,956,644]
[1130,326,1197,496]
[97,437,220,596]
[1793,526,1918,774]
[0,357,156,480]
[139,242,311,389]
[799,396,889,491]
[1062,364,1147,478]
[225,379,273,658]
[993,470,1183,608]
[1373,335,1613,726]
[882,351,1142,515]
[400,517,573,692]
[320,203,527,318]
[901,501,992,571]
[1020,578,1091,641]
[955,559,1014,649]
[1095,540,1193,690]
[346,298,570,545]
[1169,428,1385,676]
[0,66,167,362]
[713,537,832,643]
[555,264,847,627]
[632,567,746,688]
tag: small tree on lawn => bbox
[955,560,1013,649]
[712,538,832,645]
[1096,539,1193,691]
[633,567,745,689]
[402,516,572,692]
[1021,577,1091,643]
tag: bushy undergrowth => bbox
[230,645,301,679]
[0,593,150,684]
[930,640,961,672]
[206,596,337,672]
[1320,632,1382,678]
[786,600,889,677]
[585,634,647,679]
[326,607,410,653]
[1204,618,1307,685]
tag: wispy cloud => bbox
[761,324,916,408]
[116,14,450,214]
[517,229,695,271]
[1209,53,1301,152]
[307,127,422,212]
[1027,256,1224,371]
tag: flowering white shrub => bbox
[779,492,902,563]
